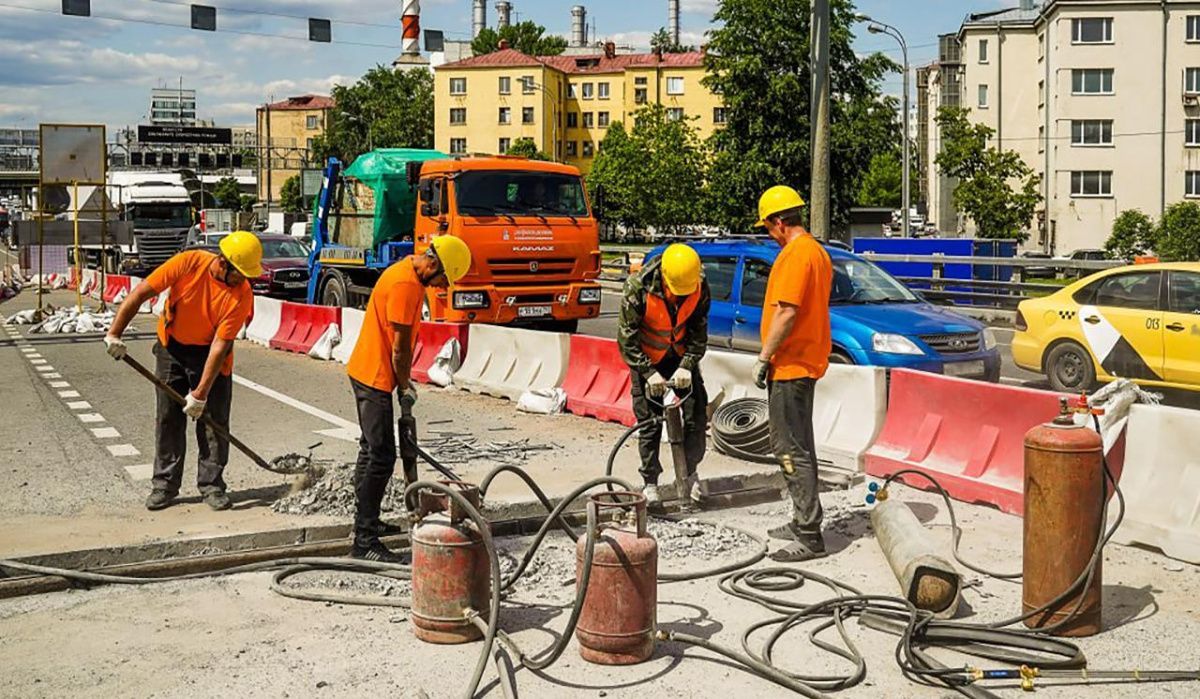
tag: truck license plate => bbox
[517,305,552,318]
[944,360,984,378]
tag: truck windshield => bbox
[830,258,919,304]
[454,171,589,219]
[131,204,192,229]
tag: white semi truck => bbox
[104,171,195,274]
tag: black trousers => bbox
[629,356,707,486]
[152,341,232,495]
[767,377,824,539]
[351,377,396,547]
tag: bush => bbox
[1155,201,1200,262]
[1105,209,1154,261]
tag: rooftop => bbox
[962,5,1042,27]
[260,94,335,111]
[438,48,706,74]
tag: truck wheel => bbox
[322,271,348,307]
[1045,341,1096,393]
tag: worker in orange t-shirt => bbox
[752,186,833,562]
[345,236,472,562]
[104,231,261,512]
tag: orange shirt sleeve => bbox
[145,250,198,294]
[772,245,811,308]
[386,280,422,329]
[215,287,253,341]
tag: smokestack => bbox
[668,0,680,47]
[472,0,486,38]
[496,1,512,29]
[571,5,587,48]
[401,0,420,56]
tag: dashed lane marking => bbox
[106,444,140,457]
[77,413,105,423]
[57,390,81,398]
[124,464,153,481]
[48,381,69,388]
[42,373,62,379]
[66,401,93,410]
[91,427,121,439]
[29,358,47,365]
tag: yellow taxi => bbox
[1012,262,1200,392]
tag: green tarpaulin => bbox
[344,148,447,247]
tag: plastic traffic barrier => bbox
[562,335,635,426]
[101,274,132,304]
[270,301,341,354]
[332,307,365,365]
[150,287,170,317]
[814,364,887,476]
[699,350,766,401]
[1111,404,1200,563]
[864,369,1063,516]
[245,296,283,347]
[454,324,569,401]
[412,322,470,385]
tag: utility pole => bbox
[810,0,831,242]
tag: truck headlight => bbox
[982,328,998,350]
[872,333,924,355]
[453,291,489,309]
[579,287,602,304]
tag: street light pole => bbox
[860,16,911,239]
[522,78,559,161]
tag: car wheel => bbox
[321,270,347,307]
[1045,341,1096,393]
[829,351,854,365]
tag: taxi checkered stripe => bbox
[1057,310,1076,320]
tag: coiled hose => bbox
[710,397,774,464]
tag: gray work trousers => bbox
[767,377,823,539]
[629,357,707,486]
[152,341,232,496]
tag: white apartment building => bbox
[921,0,1200,254]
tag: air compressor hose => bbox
[710,398,775,464]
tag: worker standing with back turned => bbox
[617,243,711,509]
[103,231,261,512]
[752,186,833,562]
[345,236,472,562]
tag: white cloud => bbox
[681,0,719,15]
[606,29,708,50]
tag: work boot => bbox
[350,541,409,564]
[145,490,174,511]
[203,491,232,511]
[641,483,661,506]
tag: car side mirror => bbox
[406,161,423,187]
[591,184,605,219]
[418,180,436,217]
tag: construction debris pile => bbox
[272,461,407,518]
[4,305,117,334]
[648,518,759,561]
[424,430,559,467]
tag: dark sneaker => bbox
[145,490,174,511]
[375,520,406,537]
[350,541,409,564]
[203,491,232,511]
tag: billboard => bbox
[138,125,233,145]
[40,124,106,185]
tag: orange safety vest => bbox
[639,291,700,364]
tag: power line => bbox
[139,0,398,31]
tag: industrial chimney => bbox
[571,5,587,48]
[496,1,512,29]
[472,0,486,38]
[401,0,420,56]
[668,0,680,47]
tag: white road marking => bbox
[124,464,154,481]
[107,444,140,457]
[43,373,62,379]
[77,413,105,423]
[29,358,46,365]
[58,390,81,398]
[20,348,35,354]
[232,374,360,440]
[35,365,54,372]
[48,381,70,388]
[66,401,92,410]
[91,427,121,438]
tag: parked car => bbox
[1019,250,1057,280]
[249,234,311,300]
[1012,262,1200,393]
[647,240,1002,381]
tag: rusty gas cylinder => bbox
[575,491,658,665]
[411,482,491,644]
[1023,398,1104,637]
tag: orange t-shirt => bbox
[347,257,426,392]
[760,233,833,381]
[145,250,253,376]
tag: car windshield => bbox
[455,170,589,218]
[830,258,919,304]
[261,239,309,258]
[131,204,192,229]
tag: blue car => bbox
[647,240,1002,382]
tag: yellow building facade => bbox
[255,94,334,203]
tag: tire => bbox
[321,270,348,307]
[1044,341,1097,393]
[828,351,854,365]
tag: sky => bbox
[0,0,1010,130]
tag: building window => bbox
[1070,120,1113,146]
[499,137,511,154]
[598,82,610,99]
[568,84,577,99]
[667,108,684,121]
[1187,68,1200,94]
[306,115,319,129]
[597,111,609,127]
[978,84,989,109]
[635,88,648,104]
[714,107,728,124]
[567,112,578,128]
[1071,171,1113,197]
[583,112,594,128]
[522,106,535,124]
[1187,119,1200,146]
[582,83,594,99]
[450,77,467,95]
[566,141,578,157]
[306,138,315,151]
[1189,16,1200,42]
[1038,125,1046,154]
[1071,69,1114,95]
[450,108,467,125]
[979,39,989,64]
[499,76,511,94]
[1187,172,1200,197]
[498,107,511,125]
[582,141,594,157]
[450,138,467,154]
[666,77,685,95]
[522,75,535,94]
[635,76,647,86]
[1072,18,1113,44]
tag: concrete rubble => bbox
[272,461,406,518]
[5,305,117,334]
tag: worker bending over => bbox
[345,236,472,562]
[753,186,833,563]
[104,231,261,512]
[618,243,711,508]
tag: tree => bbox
[587,104,709,233]
[211,176,243,210]
[238,194,257,213]
[1155,201,1200,261]
[1105,209,1155,261]
[506,137,550,161]
[855,151,915,209]
[650,28,694,54]
[311,66,434,164]
[702,0,901,232]
[934,107,1041,241]
[278,175,304,214]
[471,21,567,56]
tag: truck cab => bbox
[106,172,195,274]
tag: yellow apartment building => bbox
[255,94,334,203]
[434,43,724,173]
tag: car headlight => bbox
[872,333,924,355]
[453,291,489,309]
[982,328,998,350]
[579,287,602,304]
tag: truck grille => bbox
[272,268,309,282]
[920,332,981,354]
[136,231,188,267]
[488,257,576,280]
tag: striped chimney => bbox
[401,0,420,56]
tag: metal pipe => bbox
[810,0,831,241]
[870,497,961,619]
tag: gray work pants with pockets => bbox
[629,357,707,486]
[152,341,232,496]
[768,377,824,541]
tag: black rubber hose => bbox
[710,398,775,464]
[0,556,408,587]
[603,417,662,492]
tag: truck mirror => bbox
[406,161,423,187]
[591,184,606,219]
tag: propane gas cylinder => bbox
[1023,398,1104,637]
[411,482,491,645]
[575,492,658,665]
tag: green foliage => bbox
[506,137,550,161]
[278,175,304,214]
[238,194,257,213]
[650,28,694,53]
[471,21,567,56]
[1105,209,1155,261]
[587,104,709,233]
[311,66,434,164]
[1155,201,1200,261]
[934,106,1041,242]
[701,0,901,231]
[856,152,913,209]
[211,176,243,210]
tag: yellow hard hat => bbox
[755,185,806,227]
[219,230,264,278]
[660,243,701,296]
[430,235,472,284]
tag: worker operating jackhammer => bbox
[617,243,711,509]
[752,186,833,563]
[344,236,472,563]
[103,231,261,512]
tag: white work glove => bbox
[670,367,692,391]
[646,372,669,398]
[183,392,207,420]
[753,359,770,389]
[103,334,127,360]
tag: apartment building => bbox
[433,43,723,173]
[921,0,1200,254]
[255,94,333,202]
